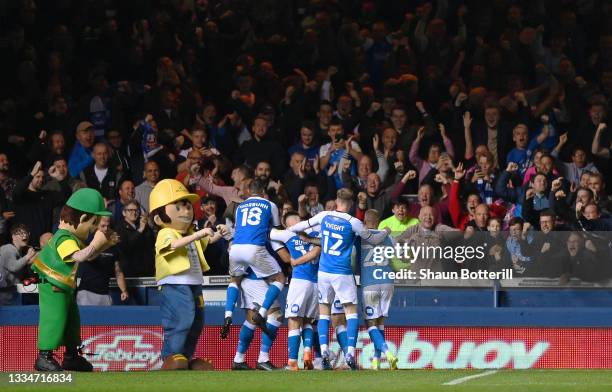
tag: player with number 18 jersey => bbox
[230,195,281,278]
[224,180,286,338]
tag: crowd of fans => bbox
[2,0,612,305]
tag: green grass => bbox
[4,370,612,392]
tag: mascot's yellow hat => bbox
[149,179,199,212]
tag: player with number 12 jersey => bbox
[287,188,388,370]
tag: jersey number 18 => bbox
[240,207,262,226]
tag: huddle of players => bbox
[221,179,398,371]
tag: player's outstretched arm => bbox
[352,218,391,245]
[359,228,390,245]
[286,211,325,232]
[291,247,321,267]
[270,228,293,243]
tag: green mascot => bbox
[32,188,118,371]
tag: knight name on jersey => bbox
[323,220,346,231]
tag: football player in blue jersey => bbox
[359,209,398,370]
[231,268,283,371]
[287,188,389,370]
[223,179,285,336]
[270,211,321,371]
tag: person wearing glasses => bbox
[116,199,155,302]
[0,224,38,305]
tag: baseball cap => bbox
[76,121,95,133]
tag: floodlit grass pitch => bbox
[5,370,612,392]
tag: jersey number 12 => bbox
[322,230,343,256]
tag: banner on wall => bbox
[2,326,611,371]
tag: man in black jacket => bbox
[234,115,286,180]
[79,143,121,201]
[560,232,612,283]
[526,210,567,278]
[466,105,514,170]
[12,161,72,244]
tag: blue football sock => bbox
[260,317,280,354]
[302,324,314,350]
[313,330,321,358]
[379,325,388,358]
[237,321,255,354]
[378,325,386,356]
[225,283,239,318]
[368,326,388,354]
[288,329,301,360]
[372,324,381,359]
[335,325,348,355]
[259,281,283,316]
[374,348,382,359]
[346,313,359,356]
[318,315,330,353]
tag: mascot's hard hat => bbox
[149,179,199,212]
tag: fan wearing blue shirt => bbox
[318,120,362,189]
[287,122,320,165]
[506,124,532,176]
